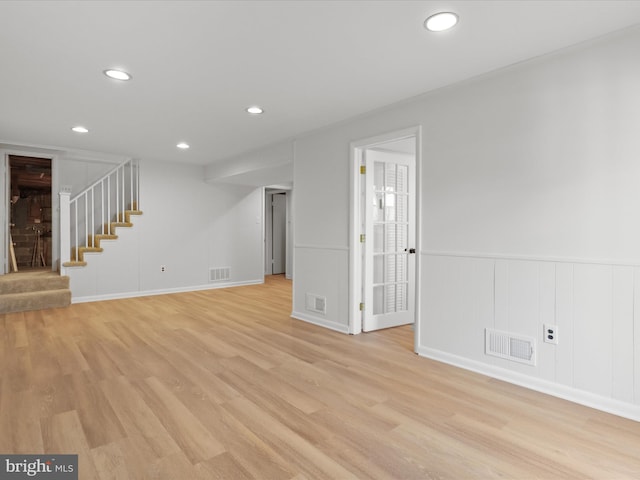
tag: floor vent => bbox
[209,267,231,282]
[485,328,536,366]
[305,293,326,315]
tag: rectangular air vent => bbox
[209,267,230,282]
[485,328,536,366]
[305,293,326,315]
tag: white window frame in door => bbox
[348,126,422,345]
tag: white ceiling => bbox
[2,1,640,166]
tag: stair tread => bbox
[0,272,70,295]
[79,247,104,252]
[1,289,71,297]
[63,261,87,267]
[69,211,142,267]
[0,289,71,314]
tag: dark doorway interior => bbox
[9,155,52,271]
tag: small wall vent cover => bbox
[209,267,231,282]
[305,293,326,315]
[485,328,536,366]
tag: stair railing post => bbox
[129,159,133,210]
[59,186,72,274]
[135,159,140,210]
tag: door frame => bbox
[264,186,292,278]
[1,147,59,275]
[348,126,422,344]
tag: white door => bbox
[363,149,416,331]
[272,193,286,274]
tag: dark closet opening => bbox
[9,155,52,271]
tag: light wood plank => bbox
[1,275,639,479]
[133,376,225,464]
[41,410,100,480]
[99,376,180,458]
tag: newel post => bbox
[59,186,72,273]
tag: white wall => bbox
[0,145,126,275]
[58,157,119,196]
[67,160,264,301]
[288,26,640,419]
[205,140,293,187]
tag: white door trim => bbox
[264,186,293,278]
[348,126,422,338]
[1,148,59,275]
[1,154,8,275]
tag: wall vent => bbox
[305,293,326,315]
[209,267,231,282]
[485,328,536,366]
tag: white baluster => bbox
[59,188,71,272]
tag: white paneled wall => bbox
[285,26,640,419]
[634,276,640,405]
[66,160,265,302]
[292,246,350,333]
[419,254,640,418]
[612,267,635,403]
[572,264,613,397]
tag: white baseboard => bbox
[291,310,350,334]
[416,346,640,422]
[71,279,264,303]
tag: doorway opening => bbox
[264,187,291,278]
[349,127,421,343]
[7,155,53,273]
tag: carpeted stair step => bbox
[103,222,133,235]
[118,210,143,223]
[0,289,71,314]
[0,271,71,314]
[62,260,87,267]
[0,272,69,295]
[68,246,103,263]
[87,234,118,248]
[65,209,142,267]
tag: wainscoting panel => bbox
[421,256,494,362]
[612,266,634,403]
[538,262,557,382]
[293,245,349,332]
[555,262,574,386]
[572,263,613,398]
[492,259,555,380]
[634,267,640,405]
[419,253,640,418]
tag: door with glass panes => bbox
[363,150,415,332]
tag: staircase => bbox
[0,158,141,313]
[64,207,143,267]
[0,270,71,314]
[60,158,141,269]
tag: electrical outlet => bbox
[544,324,558,345]
[160,265,166,272]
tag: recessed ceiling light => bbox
[71,126,89,133]
[424,12,458,32]
[247,106,264,115]
[104,69,132,81]
[176,142,190,149]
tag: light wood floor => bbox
[1,275,640,479]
